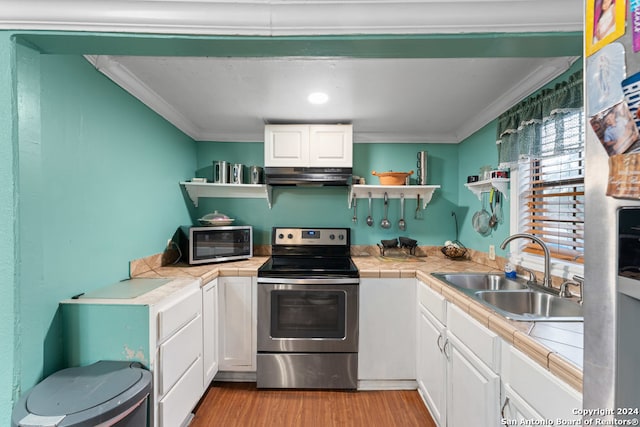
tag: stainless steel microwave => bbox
[176,225,253,265]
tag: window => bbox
[496,69,584,272]
[512,109,585,267]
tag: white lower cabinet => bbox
[417,278,583,427]
[416,280,501,427]
[218,276,256,372]
[153,283,205,427]
[500,345,582,423]
[446,332,500,427]
[358,278,416,388]
[202,279,219,388]
[417,304,447,426]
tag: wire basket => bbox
[441,241,468,259]
[441,211,468,259]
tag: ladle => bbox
[366,192,374,226]
[381,192,391,229]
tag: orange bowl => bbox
[371,170,414,185]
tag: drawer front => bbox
[158,313,203,396]
[158,356,204,427]
[505,346,581,421]
[447,303,499,370]
[157,287,201,343]
[418,280,447,324]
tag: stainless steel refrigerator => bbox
[584,22,640,418]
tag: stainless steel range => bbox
[257,227,359,389]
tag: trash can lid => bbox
[26,361,148,416]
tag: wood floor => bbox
[190,382,436,427]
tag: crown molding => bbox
[86,54,580,144]
[455,56,581,142]
[1,1,582,35]
[85,55,203,140]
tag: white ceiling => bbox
[3,0,582,144]
[88,54,579,143]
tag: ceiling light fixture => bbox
[308,92,329,105]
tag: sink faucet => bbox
[500,233,552,289]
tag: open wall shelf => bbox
[181,182,273,208]
[348,184,440,209]
[464,178,509,201]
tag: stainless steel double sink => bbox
[431,272,584,322]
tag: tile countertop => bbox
[129,253,583,392]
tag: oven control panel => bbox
[273,227,349,246]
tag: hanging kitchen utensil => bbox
[415,194,423,220]
[366,192,374,226]
[381,192,391,229]
[495,191,502,224]
[398,193,406,231]
[473,192,491,236]
[489,188,498,228]
[352,194,357,223]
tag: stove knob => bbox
[278,233,284,240]
[329,234,335,240]
[338,234,344,240]
[287,233,293,239]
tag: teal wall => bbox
[454,59,584,256]
[0,30,582,422]
[195,142,460,245]
[0,34,18,423]
[456,120,510,255]
[61,304,150,368]
[7,40,197,413]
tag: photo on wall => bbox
[586,0,626,55]
[589,101,640,156]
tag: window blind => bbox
[518,111,585,263]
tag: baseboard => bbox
[357,380,418,391]
[213,371,257,382]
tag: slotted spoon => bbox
[398,193,406,230]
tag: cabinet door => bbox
[264,125,310,167]
[202,279,218,387]
[447,334,500,427]
[308,125,353,167]
[218,276,255,371]
[358,278,416,381]
[417,307,447,427]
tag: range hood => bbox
[265,167,352,186]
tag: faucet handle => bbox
[521,267,537,284]
[559,281,574,298]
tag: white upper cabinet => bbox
[264,124,352,167]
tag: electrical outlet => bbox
[489,245,496,260]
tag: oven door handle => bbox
[257,277,359,285]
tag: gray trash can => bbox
[12,361,152,427]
